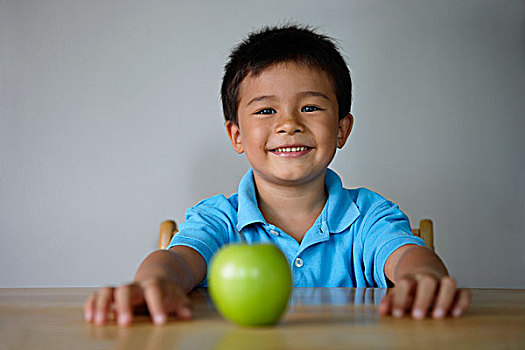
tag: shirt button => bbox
[270,230,280,236]
[295,257,304,268]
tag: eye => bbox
[254,108,276,115]
[301,105,322,113]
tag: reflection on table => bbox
[1,287,524,349]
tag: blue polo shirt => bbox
[167,168,425,288]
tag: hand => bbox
[378,274,471,320]
[84,277,193,326]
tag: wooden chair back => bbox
[412,219,434,251]
[159,218,434,251]
[158,220,178,250]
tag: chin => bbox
[271,169,324,185]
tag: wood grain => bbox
[1,287,524,349]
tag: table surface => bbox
[0,287,524,350]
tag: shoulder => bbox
[186,193,239,219]
[193,193,239,208]
[345,187,409,232]
[179,193,240,240]
[346,187,396,213]
[182,193,240,232]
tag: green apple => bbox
[209,243,292,326]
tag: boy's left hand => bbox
[378,273,471,320]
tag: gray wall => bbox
[1,0,524,288]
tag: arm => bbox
[84,246,206,326]
[135,246,206,293]
[379,244,471,319]
[385,244,448,283]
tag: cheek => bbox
[313,121,338,143]
[244,124,267,145]
[241,130,264,157]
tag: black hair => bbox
[221,24,352,125]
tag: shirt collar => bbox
[236,169,266,231]
[236,168,360,233]
[322,168,360,234]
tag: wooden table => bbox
[0,288,524,349]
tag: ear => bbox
[337,113,354,148]
[225,121,244,154]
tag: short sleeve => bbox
[166,195,236,286]
[359,201,425,287]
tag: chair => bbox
[411,219,434,251]
[158,220,178,250]
[158,219,434,251]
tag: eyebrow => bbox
[245,91,330,107]
[299,91,331,100]
[246,95,277,106]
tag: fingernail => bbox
[433,308,445,319]
[94,312,104,325]
[180,308,192,319]
[154,314,166,325]
[393,309,404,318]
[452,308,462,318]
[412,308,424,320]
[118,313,131,326]
[84,310,92,322]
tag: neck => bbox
[253,171,328,239]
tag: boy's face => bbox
[226,63,353,187]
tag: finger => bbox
[168,288,193,320]
[431,276,456,319]
[378,292,393,316]
[115,284,144,327]
[84,293,96,322]
[94,287,114,325]
[411,275,438,320]
[451,290,471,318]
[392,278,416,318]
[143,282,168,325]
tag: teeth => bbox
[275,146,309,152]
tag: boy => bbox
[84,25,470,327]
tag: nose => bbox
[275,110,304,135]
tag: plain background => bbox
[1,0,524,288]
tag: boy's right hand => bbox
[84,277,193,327]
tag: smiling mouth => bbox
[271,146,311,153]
[268,146,313,157]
